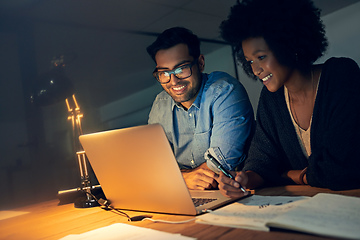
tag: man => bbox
[147,27,254,190]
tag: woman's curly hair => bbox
[220,0,328,80]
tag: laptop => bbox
[79,124,246,216]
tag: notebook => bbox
[79,124,246,216]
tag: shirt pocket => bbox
[192,128,212,164]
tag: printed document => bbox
[197,193,360,239]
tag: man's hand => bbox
[181,162,218,190]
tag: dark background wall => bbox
[1,0,359,209]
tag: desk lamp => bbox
[31,56,99,208]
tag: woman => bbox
[217,0,360,197]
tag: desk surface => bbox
[1,185,359,240]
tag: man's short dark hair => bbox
[147,27,201,62]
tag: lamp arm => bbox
[66,94,90,190]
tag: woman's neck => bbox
[285,67,317,104]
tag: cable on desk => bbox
[141,217,196,224]
[84,191,133,221]
[85,191,196,223]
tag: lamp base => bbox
[74,197,99,208]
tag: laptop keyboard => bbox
[192,198,217,207]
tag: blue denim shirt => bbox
[148,71,254,170]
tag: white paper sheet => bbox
[59,223,196,240]
[267,193,360,239]
[196,195,309,231]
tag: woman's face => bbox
[242,37,293,92]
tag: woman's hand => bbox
[217,170,264,198]
[217,171,250,198]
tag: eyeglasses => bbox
[152,60,198,84]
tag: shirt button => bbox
[189,113,192,117]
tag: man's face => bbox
[154,43,204,109]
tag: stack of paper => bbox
[197,195,308,231]
[197,193,360,239]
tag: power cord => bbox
[84,191,138,221]
[141,218,196,224]
[85,191,196,223]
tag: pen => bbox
[207,154,247,193]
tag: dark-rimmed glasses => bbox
[152,59,198,84]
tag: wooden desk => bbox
[1,185,359,240]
